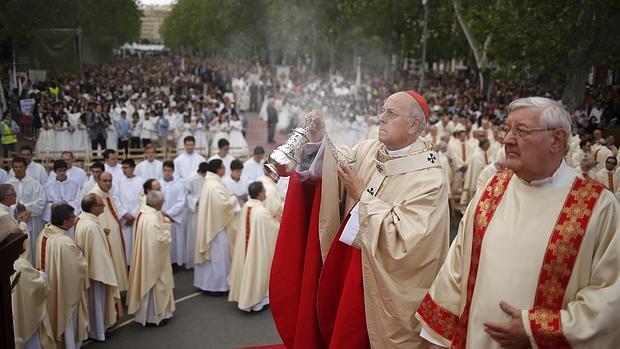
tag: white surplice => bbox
[174,152,207,179]
[9,162,49,187]
[241,158,265,182]
[115,175,145,264]
[208,153,236,178]
[48,167,88,189]
[7,176,47,264]
[135,159,163,180]
[184,172,204,269]
[161,176,187,266]
[44,177,81,222]
[104,163,124,185]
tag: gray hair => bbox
[507,97,572,147]
[407,101,427,133]
[146,190,164,207]
[0,184,15,201]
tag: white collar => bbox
[386,144,412,157]
[517,160,577,188]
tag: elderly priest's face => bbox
[378,92,421,150]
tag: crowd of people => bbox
[1,51,619,349]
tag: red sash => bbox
[244,207,252,257]
[106,196,126,256]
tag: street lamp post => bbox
[419,0,430,91]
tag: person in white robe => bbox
[223,159,248,254]
[174,136,207,179]
[135,144,163,180]
[416,97,620,348]
[161,160,187,266]
[261,174,283,220]
[48,151,88,189]
[461,139,491,203]
[12,237,55,349]
[7,157,47,264]
[595,156,620,201]
[8,145,48,186]
[74,194,121,342]
[35,204,88,349]
[127,191,175,326]
[476,149,507,192]
[242,146,266,182]
[103,149,123,185]
[116,159,144,264]
[88,172,128,292]
[592,140,613,172]
[194,159,238,293]
[570,140,591,169]
[44,160,81,224]
[184,162,207,269]
[79,162,104,201]
[228,181,280,312]
[448,127,472,198]
[208,138,236,177]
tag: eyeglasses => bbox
[498,125,558,138]
[379,108,401,121]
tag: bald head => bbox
[378,92,427,150]
[98,171,113,192]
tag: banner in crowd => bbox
[20,98,36,115]
[28,70,47,84]
[30,29,82,74]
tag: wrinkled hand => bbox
[484,301,530,348]
[337,165,364,201]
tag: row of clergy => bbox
[419,121,620,203]
[1,139,281,268]
[8,163,282,349]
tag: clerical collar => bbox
[385,144,413,157]
[518,160,576,188]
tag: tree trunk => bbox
[479,69,492,101]
[561,51,590,112]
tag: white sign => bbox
[19,98,36,115]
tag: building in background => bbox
[140,5,172,43]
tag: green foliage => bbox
[0,0,141,48]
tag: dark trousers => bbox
[2,143,16,158]
[118,139,129,156]
[130,137,141,149]
[267,123,276,143]
[91,134,107,151]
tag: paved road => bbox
[83,268,282,349]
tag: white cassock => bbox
[135,159,163,180]
[592,145,613,172]
[462,147,491,203]
[115,175,145,264]
[228,199,279,311]
[9,162,48,186]
[127,205,175,326]
[104,163,124,185]
[261,176,283,218]
[174,152,206,179]
[74,212,121,341]
[48,167,88,189]
[194,172,237,292]
[7,176,47,264]
[595,168,620,201]
[161,176,187,266]
[417,162,620,348]
[223,176,247,254]
[242,158,265,182]
[208,153,236,177]
[184,172,204,269]
[476,162,499,192]
[44,178,81,223]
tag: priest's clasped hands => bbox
[337,165,364,201]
